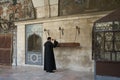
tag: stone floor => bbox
[0,66,94,80]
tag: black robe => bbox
[44,40,58,72]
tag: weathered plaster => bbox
[15,12,109,72]
[34,0,58,18]
[36,7,45,18]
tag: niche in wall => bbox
[25,23,43,65]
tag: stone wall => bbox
[33,0,58,18]
[15,11,109,72]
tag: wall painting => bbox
[59,0,120,16]
[0,0,36,21]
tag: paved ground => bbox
[0,66,94,80]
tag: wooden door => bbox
[0,34,12,66]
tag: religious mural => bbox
[0,0,35,21]
[59,0,120,16]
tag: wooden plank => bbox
[57,42,80,47]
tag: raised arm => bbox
[53,40,58,47]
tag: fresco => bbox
[59,0,120,16]
[0,0,35,21]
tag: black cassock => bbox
[44,40,58,72]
